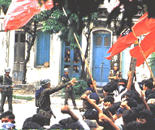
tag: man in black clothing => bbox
[35,78,77,125]
[62,68,77,109]
[50,105,90,129]
[0,68,13,113]
[22,113,46,129]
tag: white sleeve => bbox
[115,89,127,102]
[134,81,142,96]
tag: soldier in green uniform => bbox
[62,68,77,109]
[0,68,13,113]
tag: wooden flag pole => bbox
[62,7,97,93]
[132,28,154,79]
[73,33,93,81]
[138,43,154,79]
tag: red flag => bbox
[133,13,155,37]
[43,0,54,10]
[106,13,155,60]
[4,0,54,31]
[130,31,155,66]
[106,31,137,60]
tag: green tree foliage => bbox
[73,80,88,98]
[149,53,155,77]
[39,7,98,45]
[106,0,155,35]
[62,80,88,98]
[0,0,11,14]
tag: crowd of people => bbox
[0,67,155,130]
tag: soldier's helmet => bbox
[40,79,50,86]
[114,63,118,67]
[5,68,11,73]
[64,68,69,73]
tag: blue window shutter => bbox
[36,32,50,65]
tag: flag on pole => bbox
[132,13,155,37]
[106,12,155,60]
[130,31,155,66]
[4,0,54,31]
[106,28,137,60]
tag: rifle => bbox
[0,84,29,90]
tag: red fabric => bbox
[106,32,137,60]
[133,13,155,37]
[130,31,155,66]
[106,13,155,60]
[44,0,54,10]
[4,0,54,31]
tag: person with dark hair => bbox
[103,96,114,110]
[112,96,138,123]
[102,81,117,97]
[122,110,137,126]
[0,68,13,113]
[82,92,100,120]
[148,103,155,116]
[79,79,98,111]
[145,89,155,102]
[125,121,141,130]
[136,109,155,130]
[143,79,154,90]
[0,111,16,129]
[35,78,77,126]
[81,93,120,130]
[141,79,154,103]
[118,79,127,94]
[22,113,46,129]
[62,68,77,109]
[121,90,142,104]
[50,105,90,130]
[86,79,97,93]
[103,96,120,121]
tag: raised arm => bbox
[81,94,120,130]
[46,78,77,95]
[134,81,150,111]
[61,105,79,121]
[126,71,133,90]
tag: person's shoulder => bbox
[86,87,94,92]
[61,75,69,82]
[61,74,66,78]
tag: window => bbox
[62,43,81,78]
[64,48,71,63]
[13,31,25,82]
[14,32,25,62]
[36,32,50,66]
[104,36,110,46]
[95,35,102,46]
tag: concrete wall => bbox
[121,45,151,81]
[0,30,15,76]
[0,9,14,76]
[26,33,62,86]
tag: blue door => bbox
[92,30,111,83]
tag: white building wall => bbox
[121,47,131,79]
[9,31,15,72]
[0,9,15,76]
[121,45,151,81]
[0,30,15,76]
[26,33,62,86]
